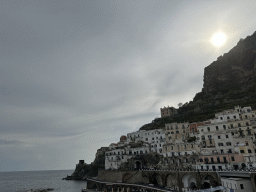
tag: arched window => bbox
[248,149,252,153]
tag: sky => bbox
[1,0,256,172]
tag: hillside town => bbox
[101,105,256,191]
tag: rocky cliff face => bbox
[203,32,256,96]
[140,31,256,131]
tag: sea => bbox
[0,169,93,192]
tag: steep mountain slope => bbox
[140,31,256,130]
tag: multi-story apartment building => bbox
[196,153,245,171]
[127,129,165,154]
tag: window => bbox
[248,149,252,153]
[230,124,233,128]
[145,138,148,141]
[223,157,227,163]
[238,123,241,127]
[176,131,179,134]
[240,150,245,153]
[226,135,229,138]
[218,135,221,139]
[240,184,244,189]
[216,126,219,131]
[220,117,223,120]
[207,127,210,132]
[201,129,203,132]
[171,132,174,134]
[227,116,230,119]
[211,158,214,163]
[223,125,226,130]
[246,122,249,126]
[221,150,224,153]
[234,115,236,119]
[217,157,220,163]
[245,115,248,119]
[191,144,194,148]
[218,143,224,146]
[231,156,235,161]
[167,126,169,130]
[202,135,205,140]
[226,142,231,146]
[171,126,173,130]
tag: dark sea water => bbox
[0,169,92,192]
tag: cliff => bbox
[140,31,256,130]
[64,148,106,180]
[202,32,256,96]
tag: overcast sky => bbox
[1,0,256,172]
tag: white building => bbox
[221,177,253,192]
[127,129,165,154]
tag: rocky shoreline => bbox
[17,188,54,192]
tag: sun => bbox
[211,32,226,47]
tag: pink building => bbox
[189,121,211,132]
[197,153,245,171]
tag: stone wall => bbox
[98,170,143,183]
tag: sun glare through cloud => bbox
[211,32,226,47]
